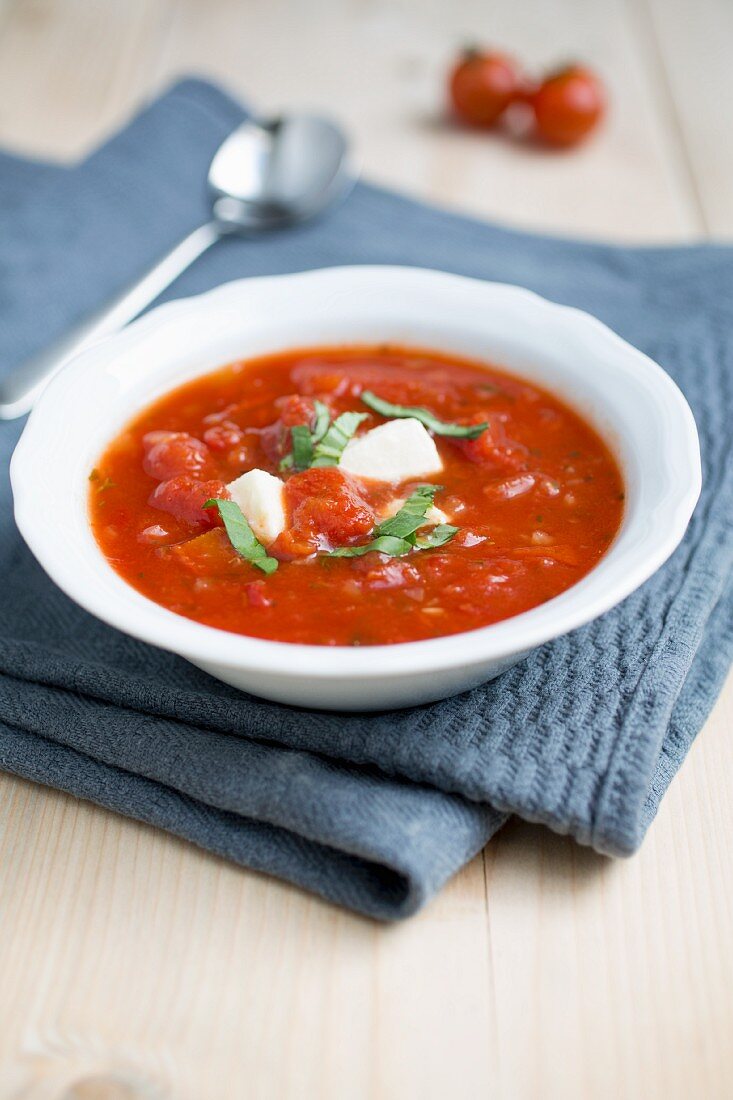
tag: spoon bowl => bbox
[210,116,353,230]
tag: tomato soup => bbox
[90,345,624,646]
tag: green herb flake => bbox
[312,411,368,467]
[279,400,333,472]
[89,468,100,482]
[415,524,459,549]
[328,534,415,559]
[327,486,459,560]
[290,425,314,471]
[360,390,488,439]
[311,400,331,444]
[203,498,278,575]
[378,484,441,540]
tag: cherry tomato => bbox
[449,49,521,128]
[530,65,605,146]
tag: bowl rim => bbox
[11,265,702,682]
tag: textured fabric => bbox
[0,79,731,920]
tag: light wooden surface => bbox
[0,1,731,1098]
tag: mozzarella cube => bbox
[339,418,443,483]
[382,498,449,527]
[227,469,286,545]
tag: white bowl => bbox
[11,267,701,710]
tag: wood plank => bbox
[0,779,495,1098]
[643,0,733,235]
[0,0,173,159]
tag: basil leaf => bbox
[327,488,459,559]
[290,425,314,471]
[203,498,279,574]
[312,411,368,467]
[279,401,332,472]
[377,484,442,539]
[311,399,331,444]
[361,390,488,439]
[327,523,457,559]
[414,523,459,549]
[328,535,415,558]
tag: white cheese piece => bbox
[227,469,286,545]
[382,498,449,526]
[426,505,449,526]
[339,418,443,483]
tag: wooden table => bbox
[0,2,731,1097]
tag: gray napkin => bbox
[0,79,731,919]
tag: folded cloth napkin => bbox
[1,80,731,920]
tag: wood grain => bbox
[0,1,731,1097]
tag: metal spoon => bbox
[0,115,355,419]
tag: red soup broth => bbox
[90,345,624,646]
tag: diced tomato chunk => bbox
[203,422,245,452]
[284,466,375,551]
[169,528,244,575]
[350,555,421,590]
[453,414,529,470]
[277,394,317,428]
[272,529,319,561]
[245,580,274,608]
[483,474,536,501]
[149,476,227,528]
[142,431,214,481]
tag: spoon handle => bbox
[0,221,221,420]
